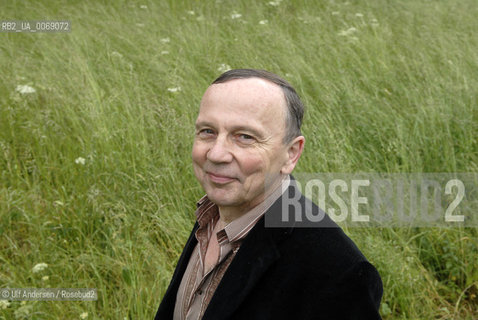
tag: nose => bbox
[207,135,233,163]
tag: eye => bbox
[197,128,215,138]
[239,134,253,140]
[236,133,255,144]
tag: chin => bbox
[205,190,237,206]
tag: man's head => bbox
[192,69,305,219]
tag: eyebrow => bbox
[195,121,213,130]
[195,121,266,140]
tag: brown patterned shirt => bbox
[173,176,290,320]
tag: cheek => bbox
[192,144,206,182]
[192,142,206,165]
[238,152,266,176]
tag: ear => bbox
[281,136,305,175]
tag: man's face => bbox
[192,78,291,213]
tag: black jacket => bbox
[155,181,383,319]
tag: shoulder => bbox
[264,184,370,273]
[277,224,368,275]
[264,183,381,283]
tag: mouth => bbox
[206,172,236,184]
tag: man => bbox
[155,69,383,319]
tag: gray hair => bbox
[212,69,304,144]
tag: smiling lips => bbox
[207,172,236,184]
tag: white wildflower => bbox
[370,18,379,27]
[231,12,242,19]
[268,0,282,6]
[32,263,48,273]
[136,23,145,27]
[111,51,123,58]
[217,64,231,73]
[196,15,205,21]
[42,275,49,281]
[80,312,88,319]
[140,5,147,9]
[187,10,195,15]
[167,87,181,93]
[259,20,268,25]
[0,300,10,309]
[75,157,86,165]
[355,13,364,17]
[16,85,36,94]
[338,27,357,36]
[160,50,169,55]
[331,11,340,15]
[160,37,170,43]
[87,187,100,199]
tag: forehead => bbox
[197,78,287,124]
[206,77,284,102]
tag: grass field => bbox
[1,0,477,319]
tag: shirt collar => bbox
[195,175,290,242]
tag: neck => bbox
[217,207,246,225]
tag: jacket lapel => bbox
[155,222,199,319]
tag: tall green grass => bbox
[1,0,477,318]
